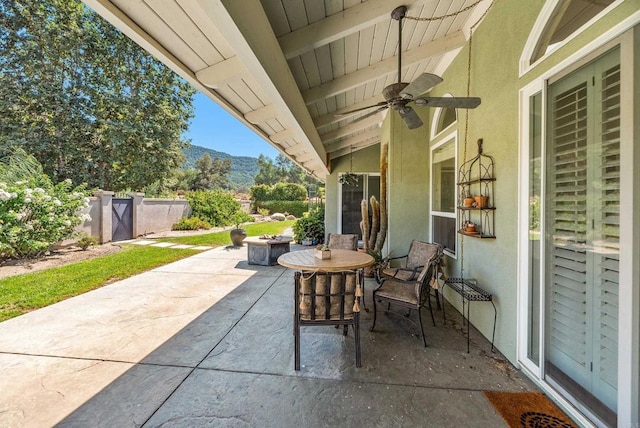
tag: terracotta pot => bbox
[465,223,476,233]
[463,197,475,208]
[474,195,488,208]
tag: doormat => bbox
[483,391,578,428]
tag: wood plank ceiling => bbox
[82,0,491,180]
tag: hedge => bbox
[250,182,307,202]
[254,200,307,217]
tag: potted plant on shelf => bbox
[230,211,253,246]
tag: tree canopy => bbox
[254,154,322,194]
[0,0,196,191]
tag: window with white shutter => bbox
[544,47,619,421]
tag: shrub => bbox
[231,211,253,229]
[172,216,212,231]
[76,233,99,250]
[269,182,307,201]
[249,184,271,203]
[0,179,89,260]
[186,190,239,227]
[257,207,270,216]
[254,200,307,218]
[292,206,325,244]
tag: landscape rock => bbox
[270,213,286,221]
[285,215,296,220]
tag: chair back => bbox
[326,233,358,251]
[295,271,360,321]
[406,241,442,283]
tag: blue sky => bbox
[183,92,279,159]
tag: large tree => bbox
[254,153,322,196]
[192,153,231,190]
[0,0,196,190]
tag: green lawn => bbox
[160,219,296,246]
[0,220,297,322]
[0,245,199,322]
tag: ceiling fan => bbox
[336,5,481,130]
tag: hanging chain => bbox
[405,0,484,22]
[350,146,354,173]
[459,0,497,278]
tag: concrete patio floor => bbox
[0,244,537,427]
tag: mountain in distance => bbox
[182,144,259,190]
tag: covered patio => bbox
[0,244,535,427]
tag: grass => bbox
[0,245,199,322]
[160,219,296,246]
[0,220,297,322]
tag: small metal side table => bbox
[442,278,497,353]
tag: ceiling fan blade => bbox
[397,106,423,129]
[334,101,388,116]
[350,106,388,123]
[413,97,482,109]
[400,73,444,99]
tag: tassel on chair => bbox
[299,294,309,311]
[353,298,360,313]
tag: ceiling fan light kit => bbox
[336,5,482,130]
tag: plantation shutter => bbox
[546,48,619,412]
[591,62,620,409]
[547,74,590,387]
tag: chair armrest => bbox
[377,276,420,289]
[382,254,408,269]
[385,254,408,262]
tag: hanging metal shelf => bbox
[457,138,496,239]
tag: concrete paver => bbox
[0,244,538,427]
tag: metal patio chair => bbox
[294,270,363,370]
[371,241,443,347]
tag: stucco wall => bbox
[386,110,432,255]
[383,0,640,363]
[136,198,191,236]
[74,194,190,242]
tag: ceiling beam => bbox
[294,152,317,163]
[284,144,308,156]
[195,0,328,175]
[329,137,381,159]
[302,31,465,105]
[314,94,385,129]
[325,128,381,153]
[320,114,383,144]
[277,0,428,60]
[195,56,246,88]
[244,104,279,124]
[270,129,297,144]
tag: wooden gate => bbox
[112,198,133,241]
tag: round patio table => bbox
[277,248,373,271]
